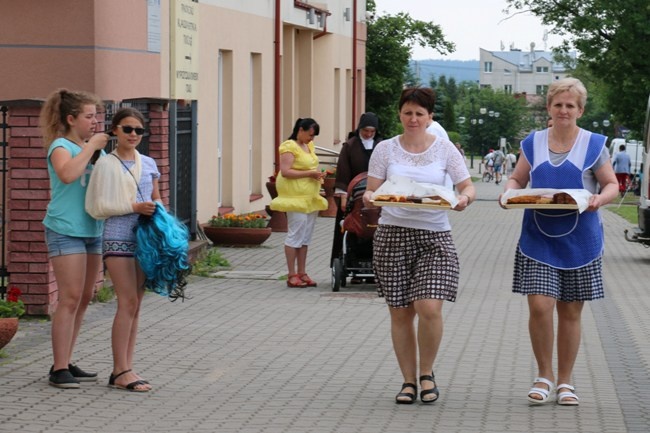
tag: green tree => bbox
[365,0,455,136]
[456,86,528,156]
[505,0,650,133]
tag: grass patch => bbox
[192,248,230,277]
[94,285,115,303]
[606,203,638,224]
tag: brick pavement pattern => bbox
[1,167,649,433]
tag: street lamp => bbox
[602,119,611,137]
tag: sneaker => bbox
[49,369,80,389]
[68,363,98,382]
[49,364,98,382]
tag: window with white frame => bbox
[536,66,549,73]
[536,85,548,95]
[504,84,512,94]
[484,62,493,73]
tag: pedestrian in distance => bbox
[501,77,618,406]
[85,107,160,392]
[270,118,328,288]
[363,87,475,404]
[611,144,631,196]
[492,148,505,184]
[40,88,109,389]
[505,150,517,177]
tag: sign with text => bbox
[171,0,199,99]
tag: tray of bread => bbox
[371,194,452,209]
[370,175,458,210]
[501,188,591,212]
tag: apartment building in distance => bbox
[479,45,576,101]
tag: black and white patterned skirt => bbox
[512,247,604,302]
[373,225,459,308]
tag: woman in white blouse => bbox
[362,87,475,404]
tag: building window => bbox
[536,85,548,95]
[484,62,493,73]
[536,66,549,73]
[504,84,512,94]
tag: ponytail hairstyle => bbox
[288,117,320,140]
[40,88,102,147]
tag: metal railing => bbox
[315,145,339,173]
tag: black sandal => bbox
[109,369,149,393]
[419,373,439,403]
[395,382,417,404]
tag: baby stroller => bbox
[331,172,380,292]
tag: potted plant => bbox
[202,212,272,246]
[0,286,25,350]
[265,173,288,232]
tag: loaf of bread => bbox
[506,193,576,205]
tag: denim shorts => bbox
[45,228,102,257]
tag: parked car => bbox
[624,94,650,247]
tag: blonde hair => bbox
[546,78,587,110]
[40,88,102,147]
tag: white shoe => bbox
[527,377,555,404]
[557,383,579,406]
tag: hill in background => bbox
[410,59,479,84]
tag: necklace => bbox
[548,128,578,152]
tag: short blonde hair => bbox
[546,78,587,109]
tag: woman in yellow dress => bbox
[270,118,328,287]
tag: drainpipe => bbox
[351,1,358,130]
[313,14,328,40]
[274,0,281,173]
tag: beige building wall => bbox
[193,0,365,223]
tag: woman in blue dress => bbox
[503,78,618,405]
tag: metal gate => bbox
[169,101,197,239]
[0,107,8,300]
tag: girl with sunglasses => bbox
[86,107,160,392]
[41,88,109,388]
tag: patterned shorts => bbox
[373,225,459,308]
[512,247,604,302]
[103,240,136,258]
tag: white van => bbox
[610,138,643,175]
[624,95,650,246]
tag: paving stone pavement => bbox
[1,167,650,433]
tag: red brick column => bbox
[148,104,170,206]
[7,104,54,316]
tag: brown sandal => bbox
[287,274,307,288]
[299,273,317,287]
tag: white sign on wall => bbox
[171,0,199,99]
[147,0,161,53]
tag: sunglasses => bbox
[117,125,145,135]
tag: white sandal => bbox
[527,377,555,404]
[557,383,579,406]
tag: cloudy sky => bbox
[372,0,565,60]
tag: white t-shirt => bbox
[426,121,449,140]
[368,135,470,232]
[426,121,452,187]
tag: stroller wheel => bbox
[332,258,343,292]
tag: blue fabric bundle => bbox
[135,202,191,301]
